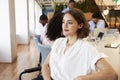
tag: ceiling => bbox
[36,0,118,10]
[36,0,75,10]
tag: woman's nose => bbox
[63,22,68,28]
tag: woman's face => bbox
[62,13,82,37]
[69,2,75,9]
[92,18,98,24]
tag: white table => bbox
[88,35,120,79]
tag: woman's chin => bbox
[63,33,68,37]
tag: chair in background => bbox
[37,43,51,64]
[33,36,41,66]
[19,36,51,80]
[34,35,40,45]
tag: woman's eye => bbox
[68,22,72,24]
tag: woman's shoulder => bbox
[54,37,66,44]
[78,39,93,49]
[51,37,66,49]
[78,39,99,56]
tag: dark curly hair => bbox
[46,11,63,41]
[64,8,90,39]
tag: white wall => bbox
[35,2,42,31]
[0,0,42,62]
[0,0,17,63]
[15,0,29,44]
[29,0,35,37]
[9,0,17,62]
[15,0,42,43]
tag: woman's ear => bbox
[78,23,83,29]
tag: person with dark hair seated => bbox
[88,12,105,33]
[35,14,48,37]
[39,14,48,26]
[62,0,76,13]
[42,11,64,46]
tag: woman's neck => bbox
[66,35,78,46]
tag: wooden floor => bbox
[0,38,39,80]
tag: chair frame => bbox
[19,36,51,80]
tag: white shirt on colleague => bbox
[89,19,105,32]
[35,23,44,35]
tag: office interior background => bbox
[0,0,120,80]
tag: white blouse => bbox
[49,38,106,80]
[89,19,105,32]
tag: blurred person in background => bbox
[62,0,76,13]
[42,11,64,46]
[35,14,48,41]
[88,12,105,33]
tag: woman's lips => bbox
[64,29,69,31]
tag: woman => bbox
[42,8,118,80]
[42,11,64,46]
